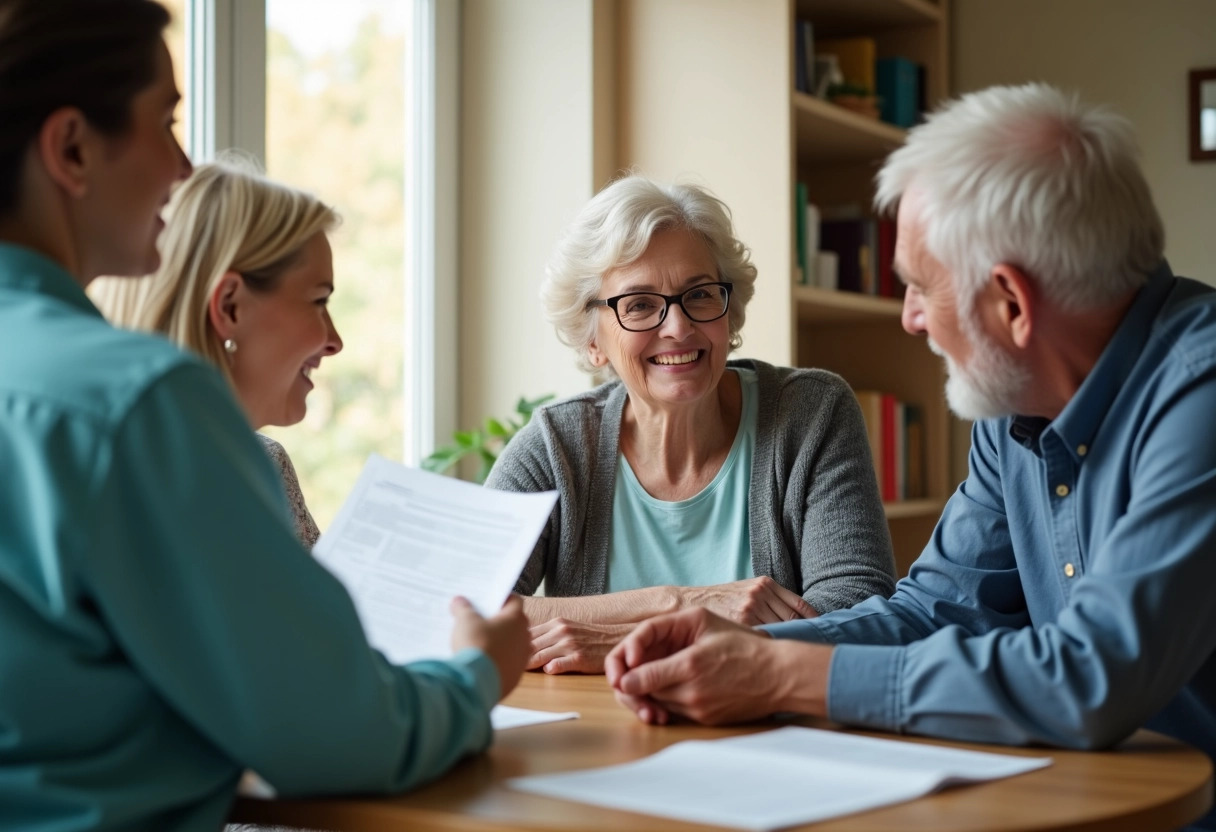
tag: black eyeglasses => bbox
[585,281,733,332]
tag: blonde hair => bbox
[93,158,338,382]
[542,174,758,376]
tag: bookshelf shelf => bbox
[796,0,942,34]
[883,498,947,520]
[794,93,906,163]
[793,285,903,323]
[792,0,953,571]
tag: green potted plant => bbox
[421,394,555,483]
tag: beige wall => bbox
[459,0,792,434]
[953,0,1216,284]
[460,0,611,430]
[616,0,793,367]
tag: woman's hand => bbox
[527,618,635,675]
[678,577,818,625]
[450,595,531,698]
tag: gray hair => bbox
[542,174,758,375]
[875,83,1164,311]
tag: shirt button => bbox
[1064,563,1076,578]
[1077,444,1088,456]
[1055,484,1070,497]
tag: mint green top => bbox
[606,368,758,591]
[0,243,500,832]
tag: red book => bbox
[881,394,898,501]
[878,218,898,298]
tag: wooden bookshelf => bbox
[792,0,954,571]
[793,92,905,162]
[793,284,903,323]
[796,0,942,29]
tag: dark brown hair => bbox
[0,0,170,217]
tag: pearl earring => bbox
[223,339,238,355]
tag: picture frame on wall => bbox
[1189,67,1216,162]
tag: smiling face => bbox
[225,232,344,429]
[82,40,191,279]
[587,227,731,410]
[896,189,1029,420]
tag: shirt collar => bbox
[1008,261,1176,460]
[0,242,103,320]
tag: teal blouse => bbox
[605,367,758,591]
[0,243,499,831]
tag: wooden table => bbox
[230,673,1213,831]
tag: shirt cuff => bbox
[761,617,846,644]
[447,647,501,711]
[826,643,906,732]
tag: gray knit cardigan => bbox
[485,359,896,613]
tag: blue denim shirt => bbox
[0,244,499,831]
[768,263,1216,826]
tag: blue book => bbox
[876,57,920,128]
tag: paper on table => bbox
[492,705,580,731]
[313,454,557,665]
[508,726,1051,831]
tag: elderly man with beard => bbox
[605,82,1216,831]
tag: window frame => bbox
[184,0,456,465]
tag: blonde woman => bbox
[93,160,342,546]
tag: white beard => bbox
[928,314,1030,421]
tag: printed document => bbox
[509,726,1051,830]
[313,454,557,664]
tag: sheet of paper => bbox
[313,454,557,664]
[508,726,1051,831]
[491,705,580,731]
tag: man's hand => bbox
[679,577,818,625]
[450,595,530,699]
[604,608,787,725]
[527,618,634,674]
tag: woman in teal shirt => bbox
[0,2,528,830]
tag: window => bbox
[261,1,410,529]
[161,0,189,152]
[173,0,454,531]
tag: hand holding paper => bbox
[312,454,556,665]
[451,595,530,699]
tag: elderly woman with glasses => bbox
[487,174,896,674]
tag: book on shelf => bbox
[816,36,876,94]
[876,57,922,128]
[818,215,900,298]
[881,393,903,502]
[854,391,884,492]
[854,391,924,503]
[905,405,925,500]
[805,200,820,287]
[794,184,823,287]
[794,182,808,284]
[877,218,901,299]
[820,218,866,294]
[793,19,816,95]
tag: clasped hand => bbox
[527,577,817,675]
[604,608,784,725]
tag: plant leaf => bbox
[475,448,498,483]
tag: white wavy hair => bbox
[875,83,1164,311]
[542,174,758,376]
